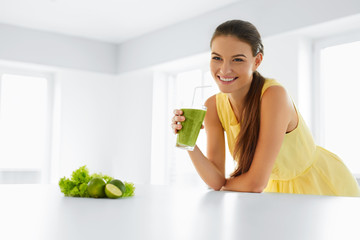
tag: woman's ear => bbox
[253,53,263,71]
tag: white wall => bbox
[0,23,117,74]
[54,68,153,184]
[111,70,153,184]
[55,69,119,181]
[260,34,301,102]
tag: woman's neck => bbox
[227,82,252,122]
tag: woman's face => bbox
[210,35,262,94]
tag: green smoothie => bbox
[176,108,207,151]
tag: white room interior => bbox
[0,0,360,186]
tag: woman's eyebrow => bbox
[232,54,247,58]
[211,52,221,56]
[211,52,247,58]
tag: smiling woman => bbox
[210,34,265,177]
[171,19,360,197]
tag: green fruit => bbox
[105,184,122,199]
[87,177,106,198]
[109,179,126,194]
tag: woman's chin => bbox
[216,83,235,93]
[217,87,233,94]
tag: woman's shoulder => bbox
[261,79,295,126]
[262,78,289,101]
[261,78,283,96]
[205,94,217,107]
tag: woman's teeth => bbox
[219,77,236,82]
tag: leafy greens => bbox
[58,165,135,198]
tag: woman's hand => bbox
[171,109,205,134]
[171,109,185,134]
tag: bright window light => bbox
[0,74,48,169]
[320,40,360,174]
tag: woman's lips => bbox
[218,76,238,84]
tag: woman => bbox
[171,19,360,197]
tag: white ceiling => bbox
[0,0,241,43]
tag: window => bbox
[0,69,53,183]
[315,36,360,177]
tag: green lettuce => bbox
[59,165,92,197]
[58,165,135,198]
[122,182,136,197]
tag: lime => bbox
[87,177,106,198]
[109,179,126,194]
[105,184,122,199]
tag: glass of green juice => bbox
[176,106,207,151]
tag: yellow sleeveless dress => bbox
[216,79,360,197]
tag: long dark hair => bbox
[211,20,265,177]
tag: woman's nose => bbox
[219,62,232,75]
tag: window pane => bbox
[0,74,48,169]
[320,40,360,174]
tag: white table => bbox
[1,184,359,240]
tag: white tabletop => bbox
[1,184,359,240]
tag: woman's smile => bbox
[218,76,238,84]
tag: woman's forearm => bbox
[187,145,226,190]
[221,173,264,193]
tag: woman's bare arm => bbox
[222,86,293,192]
[186,95,226,190]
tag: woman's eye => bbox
[233,58,244,62]
[212,56,221,61]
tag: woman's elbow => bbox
[249,182,267,193]
[211,187,221,191]
[250,186,264,193]
[209,180,226,191]
[210,184,224,191]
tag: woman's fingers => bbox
[173,109,183,116]
[171,109,205,134]
[172,115,185,123]
[171,122,182,134]
[171,109,185,134]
